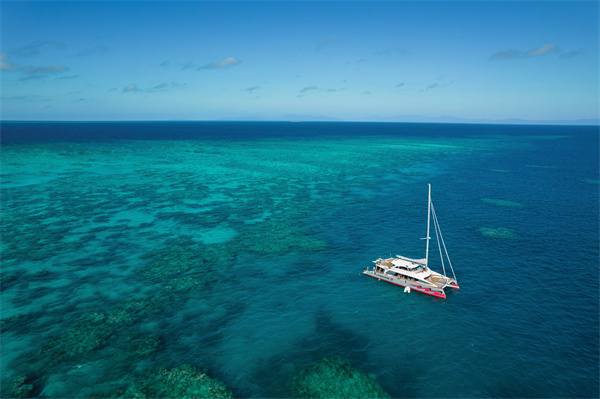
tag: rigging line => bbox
[431,204,446,277]
[432,203,457,282]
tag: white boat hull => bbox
[363,270,447,299]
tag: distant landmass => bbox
[226,114,600,125]
[4,116,598,125]
[366,115,600,126]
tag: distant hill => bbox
[225,114,599,125]
[362,114,600,126]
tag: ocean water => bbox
[1,122,598,398]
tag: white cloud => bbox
[300,85,318,93]
[0,52,17,70]
[19,64,69,80]
[198,57,241,70]
[182,61,195,70]
[122,83,141,93]
[491,43,558,61]
[490,49,521,60]
[11,41,65,57]
[560,50,580,60]
[56,75,79,80]
[151,83,169,90]
[526,44,557,57]
[147,82,186,92]
[218,57,241,68]
[326,88,347,93]
[121,82,185,93]
[22,65,68,75]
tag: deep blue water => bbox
[1,122,598,398]
[1,120,584,143]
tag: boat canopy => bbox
[391,256,426,269]
[395,255,427,266]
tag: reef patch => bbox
[121,364,233,399]
[293,356,390,399]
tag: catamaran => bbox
[363,184,459,299]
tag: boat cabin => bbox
[374,255,435,282]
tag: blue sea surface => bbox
[1,122,598,398]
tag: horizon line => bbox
[1,118,599,126]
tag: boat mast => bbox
[425,184,431,267]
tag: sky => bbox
[1,0,599,123]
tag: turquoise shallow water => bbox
[1,122,598,398]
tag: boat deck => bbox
[373,265,455,289]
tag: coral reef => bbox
[8,375,34,398]
[293,357,390,399]
[121,365,232,399]
[164,276,201,293]
[39,295,166,365]
[140,246,206,281]
[140,243,233,282]
[138,244,236,296]
[239,220,327,254]
[125,334,161,358]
